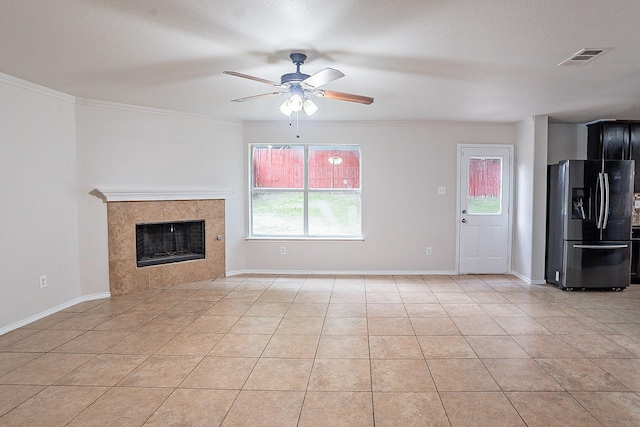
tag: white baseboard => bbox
[510,271,547,285]
[0,292,111,336]
[227,269,458,276]
[229,269,542,283]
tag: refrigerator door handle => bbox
[573,244,629,249]
[596,172,605,229]
[603,172,610,229]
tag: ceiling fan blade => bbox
[223,71,282,86]
[231,92,287,102]
[319,90,374,105]
[302,68,345,89]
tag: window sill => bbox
[246,237,365,242]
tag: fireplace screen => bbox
[136,220,205,267]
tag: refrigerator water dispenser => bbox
[571,188,589,220]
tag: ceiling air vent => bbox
[558,48,610,66]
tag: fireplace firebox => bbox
[136,220,205,267]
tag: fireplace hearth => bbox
[136,220,205,267]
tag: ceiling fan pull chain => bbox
[296,112,300,139]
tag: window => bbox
[250,144,362,238]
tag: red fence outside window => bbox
[468,157,501,198]
[253,146,360,189]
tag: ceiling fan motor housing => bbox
[281,72,310,85]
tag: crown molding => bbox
[76,98,242,126]
[0,72,75,103]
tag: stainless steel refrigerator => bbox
[545,159,634,290]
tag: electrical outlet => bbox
[437,186,446,195]
[280,246,286,255]
[39,275,47,288]
[426,247,432,256]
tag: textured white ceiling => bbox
[2,0,640,123]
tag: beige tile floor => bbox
[1,274,640,426]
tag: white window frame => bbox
[249,144,363,239]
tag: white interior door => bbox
[458,145,512,274]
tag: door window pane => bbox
[251,192,303,235]
[308,192,362,236]
[467,157,502,214]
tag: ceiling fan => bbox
[223,53,374,117]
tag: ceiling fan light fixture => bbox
[302,98,318,116]
[278,99,293,116]
[280,95,318,117]
[288,93,303,112]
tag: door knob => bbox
[461,218,467,223]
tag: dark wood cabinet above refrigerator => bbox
[587,121,629,160]
[587,120,640,192]
[631,125,640,192]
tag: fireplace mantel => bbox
[94,188,233,202]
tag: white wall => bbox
[512,118,535,281]
[548,123,587,163]
[512,116,548,284]
[75,100,246,295]
[532,116,549,282]
[244,120,516,273]
[0,75,81,329]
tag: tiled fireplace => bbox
[96,189,231,296]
